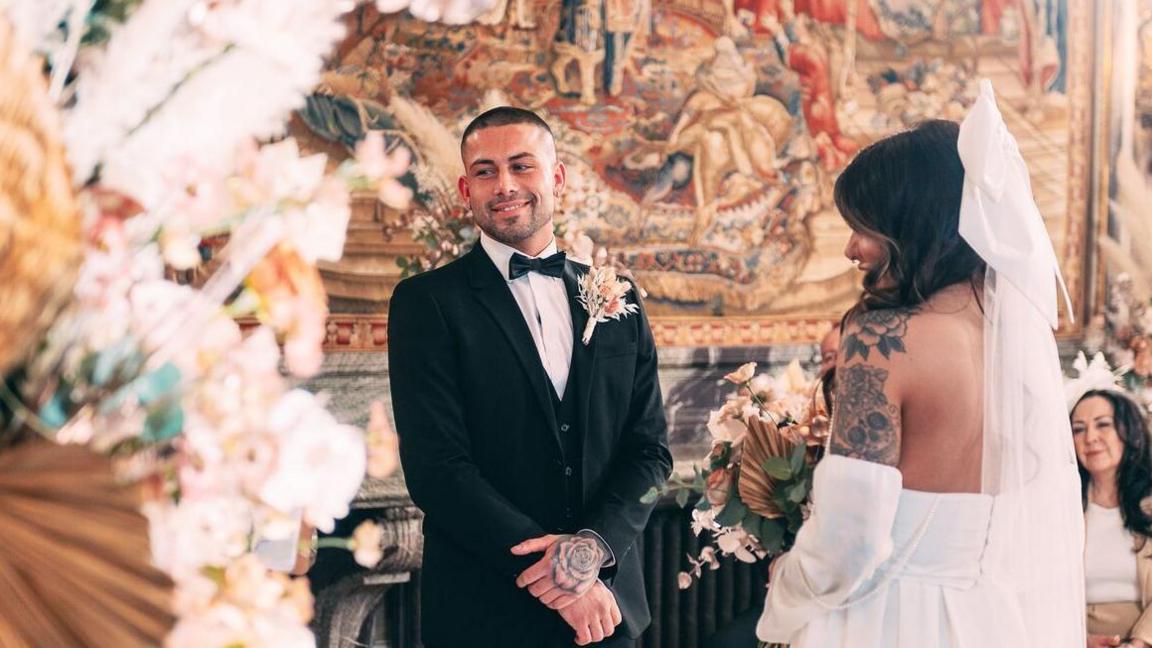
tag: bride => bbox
[756,81,1086,646]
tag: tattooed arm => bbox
[828,308,915,466]
[757,307,916,640]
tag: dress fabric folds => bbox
[757,455,1028,647]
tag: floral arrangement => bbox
[0,0,491,645]
[642,359,829,588]
[1083,274,1152,412]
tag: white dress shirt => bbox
[479,232,574,398]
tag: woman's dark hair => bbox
[1073,389,1152,540]
[833,120,986,319]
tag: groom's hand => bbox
[512,532,607,609]
[557,580,621,646]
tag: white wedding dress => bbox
[757,79,1086,646]
[757,456,1029,646]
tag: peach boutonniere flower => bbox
[576,266,639,345]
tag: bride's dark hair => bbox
[833,120,986,319]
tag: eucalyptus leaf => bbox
[789,444,806,476]
[714,496,748,528]
[741,511,762,535]
[142,404,184,442]
[675,488,690,509]
[759,518,786,554]
[787,478,810,504]
[640,486,660,504]
[762,456,793,481]
[132,363,181,404]
[786,510,804,534]
[39,389,71,429]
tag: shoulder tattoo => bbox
[841,309,914,363]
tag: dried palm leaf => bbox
[0,15,82,376]
[0,440,174,647]
[738,416,800,520]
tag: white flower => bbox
[2,0,72,51]
[707,410,747,445]
[90,3,347,207]
[677,572,693,589]
[563,230,596,265]
[240,138,328,206]
[690,507,717,536]
[259,390,367,532]
[351,520,385,568]
[724,362,756,384]
[699,546,720,570]
[376,0,412,12]
[748,373,774,396]
[407,0,499,24]
[284,176,352,263]
[716,528,758,563]
[354,131,413,210]
[166,561,316,648]
[145,498,254,578]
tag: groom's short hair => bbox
[460,106,555,151]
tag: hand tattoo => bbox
[828,364,900,466]
[550,534,604,594]
[842,309,914,362]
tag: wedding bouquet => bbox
[642,359,829,588]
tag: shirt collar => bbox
[479,230,559,282]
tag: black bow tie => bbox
[508,251,566,280]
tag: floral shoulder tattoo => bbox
[840,308,915,362]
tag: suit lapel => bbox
[466,247,559,434]
[563,261,599,449]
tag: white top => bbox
[479,231,574,398]
[1085,501,1140,604]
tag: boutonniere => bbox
[576,266,639,345]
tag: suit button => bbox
[564,466,573,477]
[560,423,570,432]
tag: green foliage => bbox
[762,456,793,480]
[713,495,747,528]
[640,486,661,505]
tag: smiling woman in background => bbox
[1072,388,1152,648]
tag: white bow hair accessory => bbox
[1064,351,1129,411]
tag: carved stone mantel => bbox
[312,474,424,648]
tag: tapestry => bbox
[294,0,1092,346]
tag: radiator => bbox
[640,502,765,648]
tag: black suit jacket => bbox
[388,245,672,647]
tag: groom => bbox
[388,106,672,647]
